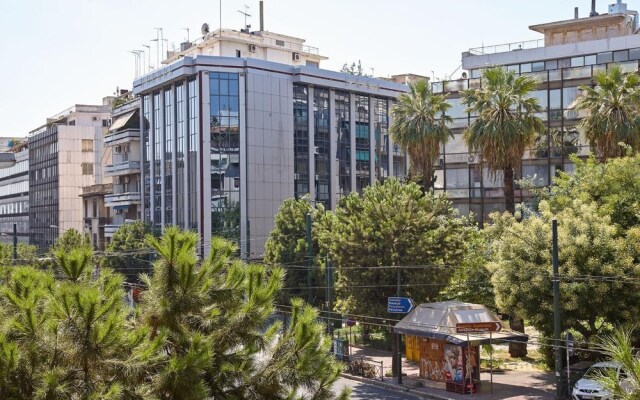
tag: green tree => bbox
[318,179,469,319]
[340,60,372,77]
[264,196,326,306]
[438,228,495,310]
[0,244,136,398]
[53,228,91,251]
[488,201,640,359]
[574,65,640,160]
[593,327,640,399]
[390,79,453,191]
[548,154,640,230]
[0,242,37,266]
[462,66,545,213]
[140,227,349,399]
[101,220,151,282]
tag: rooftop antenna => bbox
[142,44,151,72]
[590,0,599,17]
[237,4,251,29]
[183,27,190,42]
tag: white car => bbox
[572,361,628,400]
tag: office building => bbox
[0,139,29,245]
[432,0,640,223]
[28,101,112,251]
[133,28,408,258]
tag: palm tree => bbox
[462,67,545,214]
[594,327,640,398]
[390,79,453,191]
[575,65,640,161]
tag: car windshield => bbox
[585,366,617,379]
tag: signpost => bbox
[455,322,502,333]
[387,297,415,314]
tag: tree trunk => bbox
[503,167,515,214]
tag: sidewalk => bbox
[344,345,555,400]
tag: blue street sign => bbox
[387,297,415,313]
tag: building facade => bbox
[28,102,112,251]
[103,96,142,240]
[433,1,640,223]
[0,140,29,245]
[132,56,407,258]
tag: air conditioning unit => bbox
[123,176,130,184]
[314,146,319,154]
[114,145,122,153]
[292,52,301,61]
[123,144,130,152]
[468,155,478,164]
[248,44,257,52]
[113,176,120,184]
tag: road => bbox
[333,377,422,400]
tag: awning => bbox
[112,205,129,210]
[109,110,137,132]
[393,301,529,346]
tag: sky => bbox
[0,0,603,137]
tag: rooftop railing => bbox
[468,39,545,55]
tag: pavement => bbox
[341,345,556,400]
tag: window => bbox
[92,199,97,217]
[276,39,285,46]
[520,63,532,73]
[630,48,640,60]
[102,119,109,127]
[82,139,93,152]
[236,49,241,57]
[532,62,545,72]
[81,163,93,175]
[68,120,76,126]
[545,60,558,70]
[558,58,571,68]
[570,57,584,67]
[614,50,629,62]
[584,54,597,65]
[597,51,613,64]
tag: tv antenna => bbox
[237,4,251,29]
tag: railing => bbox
[104,192,141,205]
[105,128,140,143]
[105,161,141,175]
[345,356,384,382]
[468,38,545,55]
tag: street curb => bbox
[340,373,456,400]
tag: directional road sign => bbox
[455,322,502,333]
[387,297,415,313]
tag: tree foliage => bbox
[390,79,453,191]
[317,179,470,320]
[574,65,640,160]
[0,227,349,399]
[593,327,640,399]
[339,60,372,77]
[488,200,640,344]
[0,243,37,266]
[264,196,327,306]
[101,220,151,282]
[462,66,545,213]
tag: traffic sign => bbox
[387,297,415,313]
[346,318,356,327]
[455,322,502,333]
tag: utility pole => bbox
[306,213,313,304]
[12,223,17,264]
[552,219,562,400]
[326,257,333,335]
[396,266,402,384]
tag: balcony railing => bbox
[105,128,140,144]
[104,192,141,207]
[468,39,545,55]
[105,161,141,176]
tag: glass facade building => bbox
[0,148,29,245]
[133,57,407,258]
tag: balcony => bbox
[104,192,141,208]
[105,224,120,238]
[105,161,141,176]
[105,128,140,145]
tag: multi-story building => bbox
[0,139,29,245]
[133,50,407,258]
[432,0,640,224]
[103,95,142,240]
[28,101,112,251]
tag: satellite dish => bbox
[201,23,210,35]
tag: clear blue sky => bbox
[0,0,607,137]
